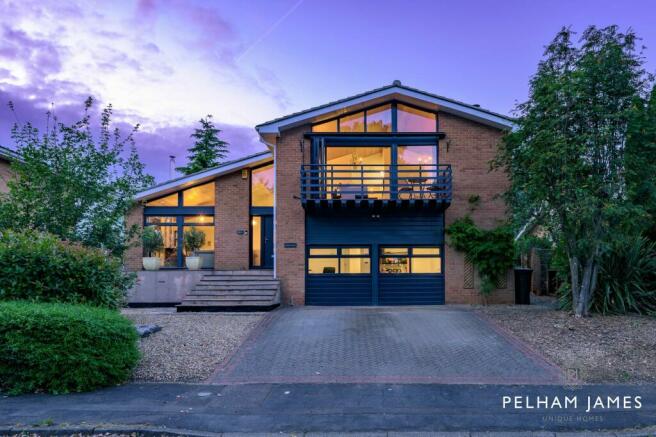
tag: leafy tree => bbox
[494,26,654,317]
[176,115,228,175]
[0,97,154,256]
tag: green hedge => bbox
[0,301,140,394]
[0,230,134,309]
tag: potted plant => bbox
[142,227,164,271]
[183,228,206,270]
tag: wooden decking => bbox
[176,270,280,311]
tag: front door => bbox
[251,215,274,269]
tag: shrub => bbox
[142,226,163,257]
[183,227,205,255]
[0,230,134,309]
[0,301,139,394]
[446,216,515,295]
[557,236,656,315]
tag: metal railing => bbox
[300,164,452,202]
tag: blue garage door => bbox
[305,211,444,306]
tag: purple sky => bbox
[1,0,655,182]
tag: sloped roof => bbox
[256,81,514,140]
[0,145,19,162]
[135,150,272,201]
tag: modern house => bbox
[126,81,516,308]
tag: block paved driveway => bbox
[210,306,565,385]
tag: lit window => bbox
[310,248,337,256]
[146,193,178,207]
[308,258,339,274]
[379,247,442,274]
[183,183,215,206]
[307,247,370,274]
[366,105,392,132]
[146,216,177,224]
[397,104,436,132]
[339,112,365,132]
[183,215,213,224]
[251,164,274,207]
[312,119,338,132]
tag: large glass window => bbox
[326,146,391,199]
[311,103,437,133]
[147,221,178,268]
[312,119,338,133]
[308,247,370,274]
[182,182,215,206]
[182,225,215,269]
[397,104,436,132]
[146,192,178,207]
[251,164,274,207]
[379,247,441,274]
[366,104,392,132]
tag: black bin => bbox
[514,268,533,305]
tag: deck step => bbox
[177,270,280,312]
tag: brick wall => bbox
[439,112,514,304]
[274,124,310,305]
[124,203,144,271]
[0,158,12,193]
[215,170,250,270]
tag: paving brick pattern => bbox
[211,307,565,384]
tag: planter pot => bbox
[185,256,202,270]
[514,267,533,305]
[142,257,161,271]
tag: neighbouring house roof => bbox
[135,150,273,201]
[0,145,19,162]
[255,80,515,146]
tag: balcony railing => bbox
[300,164,452,209]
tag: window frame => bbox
[307,245,372,275]
[311,101,438,134]
[378,246,443,275]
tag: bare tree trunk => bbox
[569,255,581,313]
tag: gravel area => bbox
[122,308,263,382]
[476,297,656,384]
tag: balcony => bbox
[300,164,452,210]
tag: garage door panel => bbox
[306,275,372,306]
[379,275,444,305]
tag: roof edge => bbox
[255,82,515,134]
[135,150,272,201]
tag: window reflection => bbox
[397,104,436,132]
[251,164,274,207]
[366,105,392,132]
[339,112,365,132]
[183,183,215,206]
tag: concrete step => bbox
[188,290,277,296]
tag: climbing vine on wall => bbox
[445,216,514,296]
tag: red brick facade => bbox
[274,124,311,305]
[214,170,250,270]
[438,112,514,304]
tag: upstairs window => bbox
[397,104,436,132]
[251,164,274,207]
[146,192,178,207]
[311,103,436,133]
